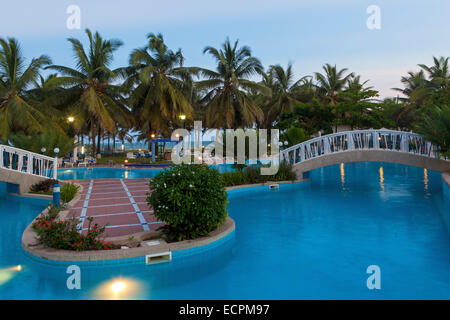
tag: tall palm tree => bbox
[124,33,195,139]
[197,38,268,128]
[262,63,308,127]
[0,38,53,140]
[419,56,449,90]
[46,29,130,154]
[393,70,430,102]
[315,64,353,105]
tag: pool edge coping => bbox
[20,178,306,263]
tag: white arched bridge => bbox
[0,145,57,194]
[280,129,450,178]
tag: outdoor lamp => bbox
[41,147,46,154]
[151,134,156,138]
[67,116,75,123]
[54,148,60,157]
[179,115,186,120]
[284,141,289,146]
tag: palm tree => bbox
[46,29,131,155]
[262,63,308,127]
[419,56,449,90]
[0,38,53,140]
[124,33,195,139]
[393,70,430,102]
[416,104,450,157]
[315,64,353,105]
[197,38,268,128]
[338,75,379,129]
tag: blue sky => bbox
[1,0,449,98]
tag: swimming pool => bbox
[57,164,234,180]
[1,162,450,299]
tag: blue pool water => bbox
[1,162,449,299]
[57,164,234,180]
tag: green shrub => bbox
[60,183,80,203]
[147,164,228,242]
[222,171,246,186]
[29,179,59,193]
[31,205,111,251]
[221,162,297,186]
[272,162,297,181]
[243,166,262,184]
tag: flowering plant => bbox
[32,205,112,251]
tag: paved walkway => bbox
[69,179,164,237]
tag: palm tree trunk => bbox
[113,131,116,152]
[97,126,101,154]
[91,122,96,156]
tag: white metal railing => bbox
[280,129,446,165]
[0,144,58,180]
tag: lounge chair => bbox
[126,152,136,160]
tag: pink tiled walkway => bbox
[69,179,164,237]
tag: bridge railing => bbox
[0,145,58,180]
[280,129,442,165]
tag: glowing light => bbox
[67,116,75,123]
[93,277,143,300]
[111,281,126,294]
[340,163,345,186]
[379,166,384,192]
[121,144,125,151]
[124,170,129,179]
[151,134,156,138]
[179,114,186,120]
[424,168,428,191]
[175,134,179,138]
[124,159,128,163]
[81,146,85,154]
[0,265,22,285]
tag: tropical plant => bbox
[198,38,268,128]
[29,179,59,193]
[416,104,450,158]
[418,56,449,90]
[8,128,76,157]
[124,33,195,138]
[147,164,228,241]
[60,182,80,203]
[0,38,54,140]
[336,75,379,129]
[262,63,308,128]
[32,208,112,251]
[315,64,353,105]
[284,126,309,146]
[46,29,131,155]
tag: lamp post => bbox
[41,147,46,155]
[179,114,186,129]
[67,116,78,163]
[53,147,59,180]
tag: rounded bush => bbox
[147,164,228,241]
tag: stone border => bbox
[22,216,234,262]
[443,171,450,188]
[21,179,303,263]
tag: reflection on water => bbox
[379,166,384,192]
[340,163,345,187]
[424,168,428,191]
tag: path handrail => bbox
[0,144,58,179]
[280,129,446,165]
